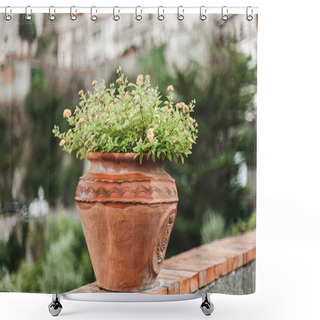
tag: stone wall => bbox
[197,260,255,295]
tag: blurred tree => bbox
[140,36,256,254]
[22,68,82,206]
[3,219,28,272]
[0,107,26,213]
[18,14,37,44]
[0,112,12,214]
[18,14,37,57]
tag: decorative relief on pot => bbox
[75,181,177,203]
[152,209,177,274]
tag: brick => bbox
[246,247,256,263]
[163,260,210,287]
[160,268,199,293]
[167,253,228,279]
[199,246,246,271]
[144,286,168,295]
[159,279,180,294]
[159,269,197,294]
[167,255,227,279]
[67,281,106,293]
[214,263,222,279]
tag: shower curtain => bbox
[0,9,257,296]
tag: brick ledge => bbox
[68,229,256,294]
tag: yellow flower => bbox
[101,133,106,140]
[145,74,150,81]
[116,78,122,84]
[175,102,190,112]
[167,85,174,91]
[183,104,190,113]
[78,89,83,95]
[92,80,97,86]
[189,117,194,126]
[162,105,169,112]
[147,128,155,142]
[188,137,195,143]
[137,74,143,85]
[77,117,85,127]
[59,139,65,146]
[63,109,72,118]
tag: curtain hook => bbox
[113,6,120,21]
[25,6,32,21]
[4,6,12,21]
[135,6,142,21]
[48,6,56,21]
[221,6,228,21]
[246,6,253,21]
[70,6,77,21]
[91,6,97,21]
[157,6,165,21]
[177,6,184,21]
[200,6,207,21]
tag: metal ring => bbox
[200,6,207,21]
[4,6,12,21]
[157,6,165,21]
[25,6,32,21]
[221,6,228,21]
[177,6,184,21]
[135,6,142,21]
[246,6,253,21]
[48,6,56,21]
[91,6,97,21]
[70,6,77,21]
[113,6,120,21]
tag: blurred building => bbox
[0,15,43,106]
[54,13,257,81]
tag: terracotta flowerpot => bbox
[75,152,178,292]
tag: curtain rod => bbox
[0,6,259,15]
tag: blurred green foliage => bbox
[0,267,19,291]
[140,37,256,254]
[0,213,93,293]
[0,112,12,214]
[231,211,256,236]
[39,230,84,293]
[201,210,226,243]
[36,29,56,56]
[22,68,82,206]
[18,14,37,44]
[200,209,256,244]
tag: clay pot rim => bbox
[86,152,158,162]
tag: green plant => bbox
[39,231,84,293]
[231,211,256,235]
[52,68,198,164]
[3,213,93,293]
[201,209,227,244]
[0,267,20,292]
